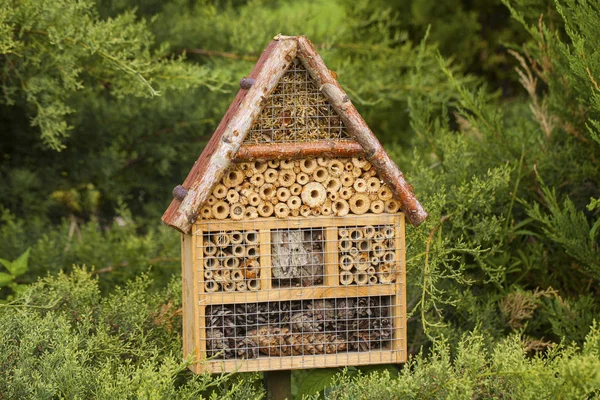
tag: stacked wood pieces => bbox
[271,228,324,287]
[245,60,350,143]
[202,230,261,292]
[338,225,398,286]
[200,157,401,221]
[205,297,393,359]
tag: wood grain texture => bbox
[234,140,364,160]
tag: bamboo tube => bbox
[349,247,359,257]
[345,161,354,171]
[338,238,353,252]
[226,189,240,204]
[278,170,296,187]
[247,279,260,291]
[224,256,239,269]
[367,266,376,275]
[353,178,367,193]
[240,186,255,198]
[313,167,328,182]
[371,256,380,265]
[301,182,327,207]
[355,271,369,285]
[378,271,394,284]
[287,196,302,210]
[369,193,378,201]
[296,172,310,185]
[274,203,290,218]
[259,183,276,200]
[385,199,401,213]
[364,225,376,239]
[203,241,218,256]
[240,196,249,206]
[244,260,259,279]
[366,177,381,193]
[221,269,232,282]
[200,205,213,219]
[277,187,291,202]
[204,270,214,280]
[328,160,344,177]
[339,187,353,200]
[370,200,384,214]
[352,157,369,169]
[324,177,341,193]
[340,172,354,187]
[362,160,372,171]
[223,170,244,188]
[250,173,265,187]
[230,203,245,220]
[212,201,230,220]
[373,232,386,242]
[212,233,230,248]
[212,271,224,282]
[252,160,268,173]
[311,207,321,216]
[349,193,370,215]
[213,184,228,199]
[338,228,350,238]
[280,159,294,169]
[244,231,259,245]
[356,253,370,271]
[205,281,219,293]
[230,231,243,244]
[329,192,339,201]
[339,255,354,271]
[372,243,386,257]
[236,282,247,291]
[206,195,217,206]
[383,226,395,238]
[317,157,328,167]
[300,205,311,217]
[349,229,364,241]
[231,269,244,282]
[339,271,353,286]
[248,192,261,206]
[204,256,219,270]
[267,159,280,168]
[357,239,371,252]
[321,200,332,216]
[246,245,259,258]
[290,183,302,196]
[264,168,278,183]
[245,206,258,219]
[378,186,393,201]
[382,251,396,264]
[352,167,362,178]
[369,275,378,284]
[223,281,236,292]
[300,158,317,173]
[291,208,300,217]
[232,244,245,257]
[332,199,350,217]
[258,202,274,217]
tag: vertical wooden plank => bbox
[181,233,197,370]
[194,230,205,373]
[259,229,272,290]
[324,226,339,287]
[265,370,292,400]
[393,214,407,362]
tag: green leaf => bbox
[0,272,14,287]
[357,364,400,376]
[296,368,339,398]
[6,248,30,277]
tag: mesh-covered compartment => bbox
[205,297,393,359]
[201,230,261,292]
[271,227,324,287]
[338,225,399,286]
[245,60,351,143]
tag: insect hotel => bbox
[162,35,428,374]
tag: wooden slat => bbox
[181,234,196,365]
[259,230,272,290]
[323,227,339,287]
[201,284,397,305]
[205,350,396,373]
[194,213,400,233]
[234,141,364,160]
[399,214,407,362]
[193,233,204,373]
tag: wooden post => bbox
[265,370,292,400]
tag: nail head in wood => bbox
[239,77,255,90]
[173,185,188,201]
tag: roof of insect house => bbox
[162,35,428,233]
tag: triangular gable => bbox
[245,60,351,144]
[162,36,428,233]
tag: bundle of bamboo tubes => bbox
[201,157,401,221]
[337,225,398,285]
[202,230,260,292]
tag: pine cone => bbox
[206,329,231,357]
[290,312,322,332]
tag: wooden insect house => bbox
[162,35,428,374]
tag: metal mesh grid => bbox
[245,59,351,143]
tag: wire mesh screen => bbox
[245,59,351,143]
[190,156,406,372]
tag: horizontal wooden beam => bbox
[234,141,364,160]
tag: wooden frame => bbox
[184,212,407,373]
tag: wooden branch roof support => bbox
[162,36,428,233]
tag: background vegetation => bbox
[1,0,599,398]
